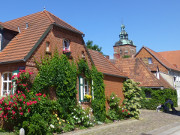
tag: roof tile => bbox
[0,11,83,63]
[88,49,127,78]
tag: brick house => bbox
[135,46,180,105]
[0,11,127,108]
[114,57,172,89]
[88,49,127,108]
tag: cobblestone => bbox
[62,108,180,135]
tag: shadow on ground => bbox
[163,109,180,116]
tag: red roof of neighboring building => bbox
[88,49,127,78]
[0,11,83,64]
[159,50,180,70]
[114,58,173,88]
[136,46,180,71]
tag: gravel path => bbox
[62,108,180,135]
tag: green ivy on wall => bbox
[33,51,106,121]
[91,66,106,122]
[33,51,77,119]
[77,60,106,122]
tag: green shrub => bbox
[123,79,141,119]
[140,87,177,110]
[22,114,49,135]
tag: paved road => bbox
[62,108,180,135]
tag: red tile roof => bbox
[138,47,180,71]
[159,50,180,70]
[0,22,18,32]
[88,49,127,78]
[114,58,173,88]
[0,11,83,64]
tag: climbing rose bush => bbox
[107,93,130,120]
[0,90,47,128]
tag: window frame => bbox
[63,39,70,51]
[1,72,12,96]
[79,76,90,102]
[148,58,153,64]
[46,41,50,52]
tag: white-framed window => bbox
[46,41,50,52]
[148,58,153,64]
[63,39,70,51]
[1,72,12,96]
[79,76,89,102]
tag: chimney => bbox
[104,55,109,59]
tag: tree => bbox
[86,40,102,53]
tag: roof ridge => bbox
[43,10,55,23]
[46,11,83,33]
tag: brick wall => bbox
[25,26,93,108]
[104,75,125,110]
[136,48,169,74]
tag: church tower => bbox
[113,24,136,59]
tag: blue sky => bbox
[1,0,180,58]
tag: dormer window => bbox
[63,39,70,51]
[148,58,152,64]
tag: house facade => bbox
[0,11,127,108]
[135,47,180,105]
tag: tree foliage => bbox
[86,40,102,53]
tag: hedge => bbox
[140,87,177,110]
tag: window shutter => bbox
[12,70,19,94]
[79,76,84,102]
[91,80,94,100]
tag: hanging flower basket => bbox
[63,49,72,58]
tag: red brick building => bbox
[0,11,127,108]
[88,49,127,109]
[135,46,180,105]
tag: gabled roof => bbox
[136,46,180,71]
[0,11,83,64]
[114,58,173,88]
[88,49,127,78]
[159,50,180,70]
